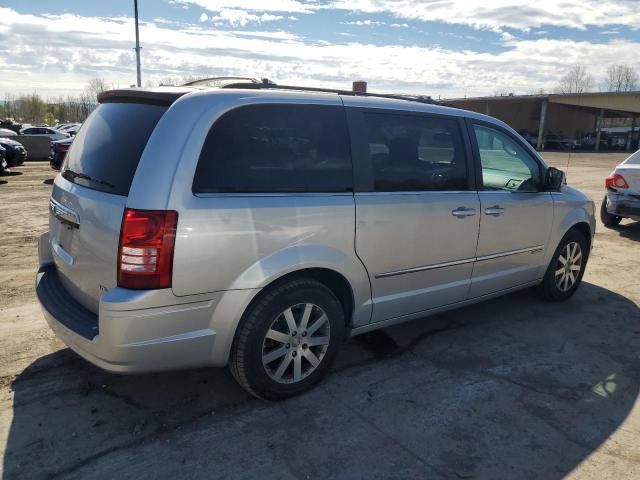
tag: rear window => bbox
[193,104,353,193]
[624,150,640,165]
[62,102,167,196]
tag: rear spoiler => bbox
[97,88,194,106]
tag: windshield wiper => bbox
[63,169,116,189]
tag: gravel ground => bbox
[0,154,639,479]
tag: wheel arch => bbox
[569,221,592,251]
[241,267,356,330]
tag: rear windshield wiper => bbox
[63,169,116,189]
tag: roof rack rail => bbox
[182,77,453,107]
[218,80,452,107]
[182,76,262,87]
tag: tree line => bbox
[555,64,640,94]
[0,79,109,125]
[493,64,639,97]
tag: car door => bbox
[468,121,554,298]
[348,106,480,323]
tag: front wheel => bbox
[600,195,622,228]
[229,277,346,400]
[537,229,588,301]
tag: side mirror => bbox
[545,167,565,191]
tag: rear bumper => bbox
[606,190,640,218]
[36,231,261,373]
[36,265,221,373]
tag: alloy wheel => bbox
[554,241,583,292]
[262,303,331,384]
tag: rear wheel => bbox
[537,229,588,301]
[229,277,345,400]
[600,194,622,228]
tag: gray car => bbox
[36,84,595,399]
[600,150,640,227]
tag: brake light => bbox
[117,209,178,289]
[605,173,629,189]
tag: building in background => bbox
[448,91,640,152]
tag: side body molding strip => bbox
[374,245,544,279]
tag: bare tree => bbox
[556,65,594,94]
[605,64,639,92]
[85,78,109,102]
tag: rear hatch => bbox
[49,99,170,313]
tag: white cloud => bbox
[175,0,640,32]
[1,7,639,99]
[341,20,386,26]
[199,13,208,22]
[208,9,284,27]
[173,0,316,14]
[327,0,640,32]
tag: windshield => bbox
[62,102,167,196]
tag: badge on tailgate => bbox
[49,198,80,229]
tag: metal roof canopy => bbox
[450,91,640,117]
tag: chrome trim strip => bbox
[49,198,80,228]
[375,257,476,278]
[475,245,544,262]
[50,237,75,265]
[375,245,544,278]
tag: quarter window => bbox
[193,104,352,193]
[360,113,468,192]
[473,125,541,192]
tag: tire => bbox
[537,229,589,301]
[600,194,622,228]
[229,276,346,400]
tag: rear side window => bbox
[361,112,468,192]
[193,104,352,193]
[62,103,167,196]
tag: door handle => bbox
[451,207,477,218]
[484,205,505,216]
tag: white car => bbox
[59,123,81,132]
[20,126,69,141]
[601,150,640,227]
[0,128,17,137]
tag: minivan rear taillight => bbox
[117,209,178,289]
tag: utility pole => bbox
[134,0,142,87]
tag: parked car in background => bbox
[20,126,69,141]
[601,149,640,227]
[0,128,18,137]
[50,137,73,170]
[59,123,81,132]
[0,138,27,167]
[0,121,22,134]
[37,85,595,399]
[63,126,81,137]
[544,133,576,150]
[0,145,7,175]
[517,129,538,148]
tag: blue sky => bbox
[1,1,640,98]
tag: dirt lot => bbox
[1,155,639,479]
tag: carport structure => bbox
[449,91,640,151]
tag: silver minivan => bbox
[36,83,595,399]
